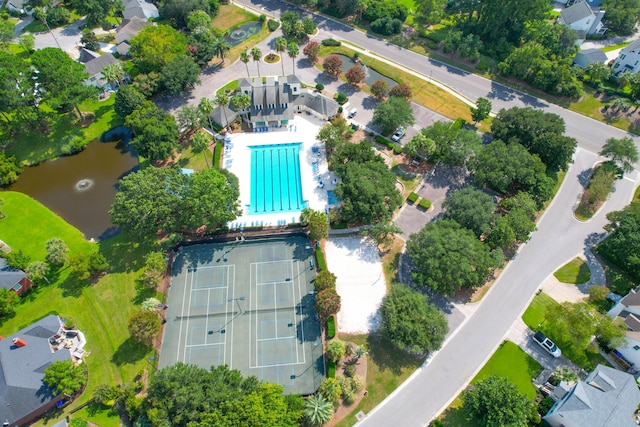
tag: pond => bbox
[224,22,262,47]
[9,127,139,241]
[334,54,398,88]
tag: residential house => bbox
[573,48,608,68]
[608,285,640,370]
[82,53,120,90]
[558,0,606,42]
[115,16,150,56]
[543,364,640,427]
[0,315,88,427]
[612,39,640,76]
[0,258,32,296]
[122,0,159,21]
[210,75,340,129]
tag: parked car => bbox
[391,127,406,142]
[533,331,562,358]
[348,108,357,118]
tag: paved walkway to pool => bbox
[223,115,338,228]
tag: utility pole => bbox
[41,16,63,51]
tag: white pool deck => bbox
[223,115,337,228]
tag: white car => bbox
[533,331,562,358]
[391,127,406,142]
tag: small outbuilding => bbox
[574,48,608,68]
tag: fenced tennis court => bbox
[159,235,324,395]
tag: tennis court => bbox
[159,235,324,395]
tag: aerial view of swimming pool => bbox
[249,143,305,215]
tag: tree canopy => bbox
[125,101,180,162]
[109,167,240,237]
[421,120,481,166]
[407,219,499,296]
[490,107,576,172]
[160,0,220,29]
[129,25,188,73]
[380,285,448,355]
[300,208,329,241]
[600,201,640,280]
[442,187,496,237]
[462,375,534,427]
[161,55,201,94]
[142,363,301,427]
[128,311,161,346]
[599,136,639,175]
[372,97,415,135]
[44,359,86,397]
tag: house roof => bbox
[622,311,640,331]
[116,17,149,44]
[561,1,595,25]
[0,315,71,425]
[84,53,119,78]
[620,39,640,56]
[574,48,607,67]
[116,41,131,56]
[620,286,640,310]
[7,0,27,11]
[122,0,159,21]
[544,364,640,427]
[78,48,101,64]
[0,259,26,290]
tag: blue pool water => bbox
[249,143,305,214]
[327,190,338,205]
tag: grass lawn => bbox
[438,341,541,426]
[23,19,48,33]
[553,257,591,284]
[595,250,637,296]
[0,192,155,427]
[603,41,632,52]
[177,141,214,171]
[522,291,560,331]
[319,45,475,123]
[471,341,541,399]
[211,4,257,30]
[333,333,422,427]
[7,96,123,166]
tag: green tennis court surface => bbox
[159,236,324,395]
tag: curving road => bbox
[228,1,640,424]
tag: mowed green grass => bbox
[471,341,541,399]
[522,291,560,331]
[553,257,591,284]
[0,192,154,426]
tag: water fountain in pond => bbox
[74,178,95,193]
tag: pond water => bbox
[10,127,139,241]
[224,22,262,47]
[334,54,397,88]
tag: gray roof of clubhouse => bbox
[0,315,70,425]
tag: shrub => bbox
[61,134,89,155]
[316,83,324,91]
[267,19,279,31]
[335,93,348,105]
[344,363,356,378]
[259,14,267,23]
[375,135,394,150]
[393,144,403,155]
[476,59,490,72]
[327,360,336,378]
[322,38,342,46]
[426,40,439,50]
[327,315,336,339]
[327,340,345,362]
[407,192,419,204]
[315,270,337,292]
[418,198,432,210]
[370,17,402,36]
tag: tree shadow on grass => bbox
[85,401,119,418]
[365,332,423,376]
[99,232,155,274]
[58,274,91,298]
[133,284,158,305]
[112,337,151,366]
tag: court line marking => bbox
[175,257,191,362]
[185,342,225,349]
[295,259,303,364]
[182,263,196,363]
[256,335,296,342]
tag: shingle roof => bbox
[544,364,640,427]
[621,286,640,309]
[574,48,607,68]
[84,53,119,78]
[115,17,149,44]
[0,315,70,425]
[0,259,25,290]
[561,1,595,25]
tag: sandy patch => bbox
[325,236,387,333]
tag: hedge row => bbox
[315,246,328,271]
[375,135,395,150]
[327,315,336,339]
[322,38,342,46]
[407,192,419,204]
[327,360,337,378]
[418,198,432,210]
[267,19,279,31]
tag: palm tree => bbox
[287,42,300,76]
[240,49,251,78]
[191,132,211,169]
[198,97,214,130]
[214,92,230,128]
[213,37,231,64]
[303,394,333,426]
[231,93,251,123]
[250,47,262,78]
[274,36,287,76]
[101,63,125,89]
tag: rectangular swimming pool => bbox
[249,143,305,215]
